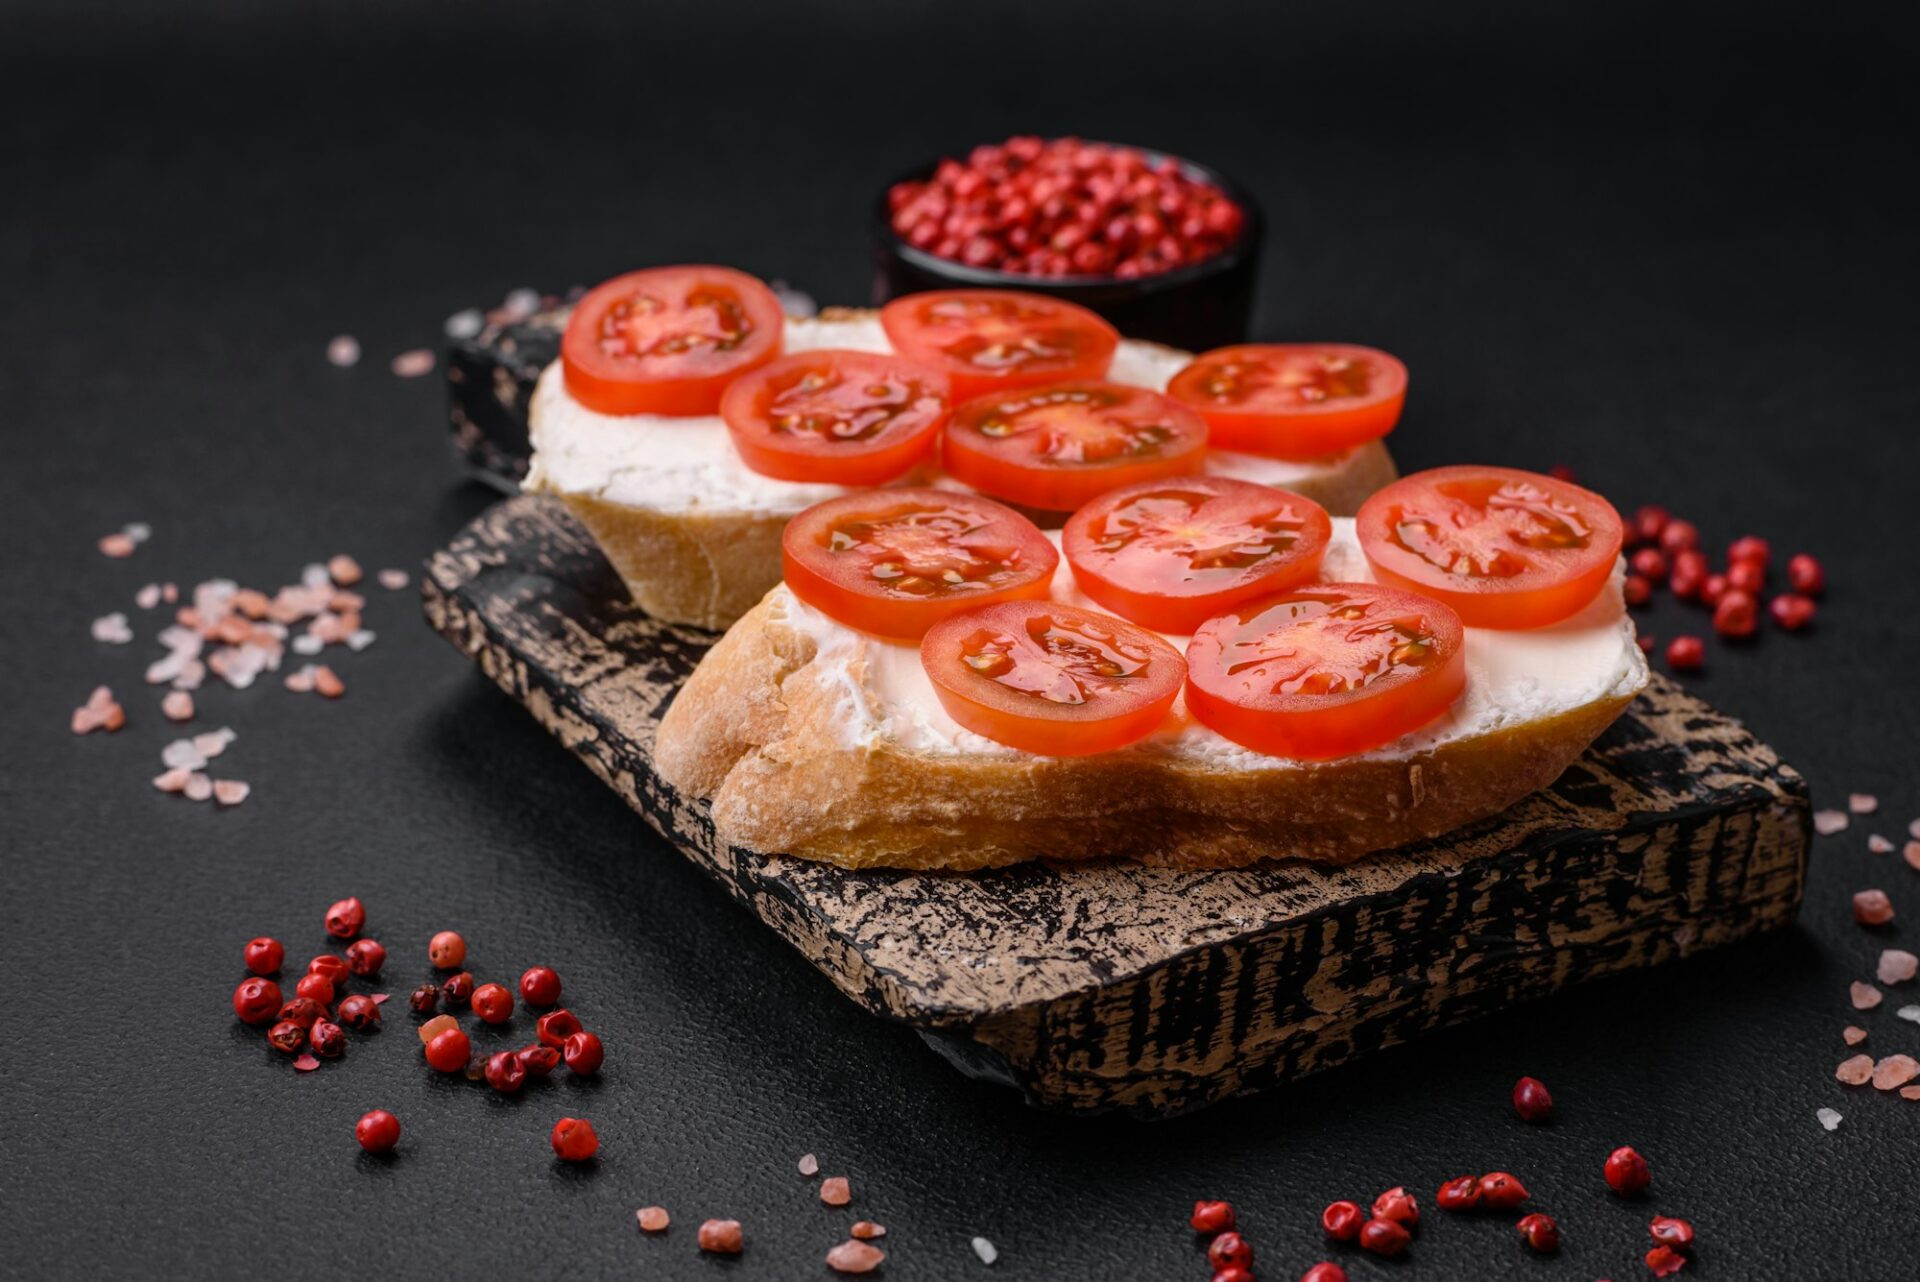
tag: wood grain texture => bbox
[423,494,1812,1115]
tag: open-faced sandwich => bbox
[524,265,1406,629]
[655,465,1648,870]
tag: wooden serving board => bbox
[423,495,1811,1116]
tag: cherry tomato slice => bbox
[1185,583,1467,760]
[1355,465,1625,628]
[720,349,950,484]
[781,489,1058,641]
[561,265,785,416]
[943,381,1209,512]
[1063,477,1332,634]
[1167,343,1407,460]
[921,601,1186,756]
[880,289,1119,402]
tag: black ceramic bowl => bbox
[871,146,1263,353]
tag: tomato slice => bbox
[1185,583,1467,760]
[781,489,1059,640]
[879,289,1119,402]
[1063,477,1332,634]
[720,349,950,484]
[921,601,1186,756]
[942,381,1209,512]
[1355,465,1624,629]
[1167,343,1407,460]
[560,265,785,416]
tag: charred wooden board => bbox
[423,494,1812,1116]
[444,302,570,490]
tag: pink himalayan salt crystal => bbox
[1905,842,1920,872]
[377,568,409,590]
[313,665,345,698]
[1872,1055,1920,1090]
[1869,834,1894,854]
[1878,950,1919,985]
[1903,1086,1920,1101]
[826,1240,886,1274]
[99,532,136,558]
[1850,793,1879,814]
[212,780,250,807]
[161,690,194,722]
[820,1176,851,1206]
[326,335,361,367]
[1836,1053,1875,1085]
[327,554,363,586]
[153,767,192,793]
[636,1206,669,1232]
[1844,1025,1868,1045]
[797,1153,819,1177]
[390,348,435,378]
[850,1222,886,1239]
[135,583,162,609]
[1852,982,1883,1010]
[1912,818,1920,840]
[1813,809,1849,836]
[1854,889,1895,925]
[70,686,126,734]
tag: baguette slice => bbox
[525,307,1398,631]
[656,526,1650,871]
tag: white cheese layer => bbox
[525,314,1367,516]
[772,520,1648,768]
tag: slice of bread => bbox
[524,307,1399,631]
[655,525,1650,871]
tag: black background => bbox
[5,2,1918,1278]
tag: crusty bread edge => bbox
[527,306,1400,631]
[655,592,1646,871]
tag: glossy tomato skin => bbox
[880,289,1119,402]
[1167,343,1407,460]
[943,381,1209,512]
[1355,465,1624,629]
[1063,477,1332,634]
[720,348,949,484]
[561,265,785,417]
[920,601,1185,756]
[781,488,1058,641]
[1185,583,1467,760]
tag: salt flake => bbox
[1898,1005,1920,1024]
[1836,1053,1875,1084]
[92,613,133,644]
[1814,810,1849,836]
[212,780,250,807]
[377,568,409,590]
[636,1206,670,1232]
[161,739,206,771]
[347,629,375,651]
[326,335,361,367]
[1872,1054,1919,1090]
[797,1153,819,1177]
[135,583,162,609]
[820,1176,851,1206]
[826,1240,886,1274]
[390,348,435,378]
[1816,1106,1843,1131]
[161,691,194,722]
[444,308,484,340]
[1844,1025,1868,1045]
[1869,835,1894,854]
[972,1236,998,1265]
[1850,793,1879,815]
[1851,981,1883,1010]
[1877,949,1918,985]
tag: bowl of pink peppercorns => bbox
[874,135,1262,350]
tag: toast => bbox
[524,308,1398,630]
[655,525,1650,871]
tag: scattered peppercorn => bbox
[407,983,439,1014]
[1371,1187,1419,1228]
[1727,535,1770,569]
[1515,1211,1560,1253]
[336,993,381,1031]
[1435,1176,1481,1211]
[1300,1264,1347,1282]
[267,1020,307,1054]
[294,972,335,1008]
[1358,1217,1410,1257]
[1191,1200,1236,1234]
[562,1030,605,1076]
[306,955,351,988]
[471,982,514,1024]
[1666,635,1705,672]
[1604,1145,1652,1196]
[1207,1231,1253,1270]
[519,1043,562,1077]
[1770,593,1816,631]
[518,966,563,1007]
[536,1008,584,1049]
[1476,1171,1530,1209]
[355,1109,401,1154]
[232,977,282,1025]
[1646,1244,1688,1277]
[1658,519,1699,555]
[440,971,475,1008]
[310,1020,347,1058]
[276,996,325,1029]
[1713,589,1759,639]
[344,939,385,977]
[551,1116,599,1162]
[484,1050,528,1094]
[1786,553,1824,596]
[1649,1215,1695,1249]
[324,896,366,940]
[1321,1200,1364,1241]
[1512,1075,1554,1122]
[1629,547,1668,582]
[423,1027,471,1072]
[427,930,466,969]
[244,937,284,976]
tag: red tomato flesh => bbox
[561,265,784,416]
[921,601,1185,755]
[1355,465,1624,628]
[880,290,1118,402]
[720,349,949,484]
[1063,477,1332,634]
[943,381,1208,512]
[1167,343,1407,460]
[781,489,1058,641]
[1185,583,1467,760]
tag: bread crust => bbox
[528,307,1399,630]
[656,594,1642,871]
